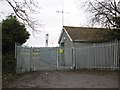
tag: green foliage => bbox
[2,15,30,78]
[2,52,16,73]
[2,15,30,54]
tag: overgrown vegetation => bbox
[2,15,30,85]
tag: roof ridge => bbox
[63,26,109,30]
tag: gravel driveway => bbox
[3,70,118,88]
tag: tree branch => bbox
[5,0,41,31]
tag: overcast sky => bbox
[0,0,91,47]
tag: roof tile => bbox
[63,26,111,42]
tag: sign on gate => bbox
[59,48,63,54]
[16,46,68,73]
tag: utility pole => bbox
[56,0,64,27]
[56,0,69,27]
[56,11,64,27]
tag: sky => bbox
[0,0,91,47]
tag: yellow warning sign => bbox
[59,49,63,54]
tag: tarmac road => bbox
[3,70,118,88]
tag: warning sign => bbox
[59,48,63,54]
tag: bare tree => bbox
[2,0,41,30]
[80,0,120,64]
[82,0,120,28]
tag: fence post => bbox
[94,44,96,70]
[15,43,16,59]
[30,47,32,71]
[118,41,120,70]
[15,43,17,73]
[57,48,59,70]
[72,47,76,69]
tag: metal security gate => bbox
[16,46,67,73]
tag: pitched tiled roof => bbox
[63,26,111,43]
